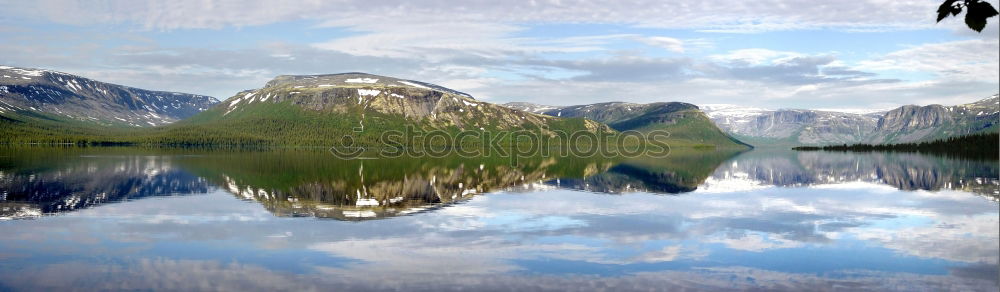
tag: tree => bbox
[937,0,999,32]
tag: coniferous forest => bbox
[793,132,999,159]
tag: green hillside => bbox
[139,101,607,147]
[0,110,138,144]
[536,102,751,149]
[611,107,750,149]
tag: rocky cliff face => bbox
[865,95,998,144]
[0,65,217,126]
[702,106,880,145]
[703,94,999,146]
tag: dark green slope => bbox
[0,110,137,144]
[539,102,750,149]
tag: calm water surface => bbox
[0,147,997,291]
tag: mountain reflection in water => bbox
[1,147,996,221]
[0,146,998,291]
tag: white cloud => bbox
[637,36,685,53]
[709,48,804,65]
[311,17,528,60]
[857,38,1000,83]
[1,0,996,109]
[7,0,964,32]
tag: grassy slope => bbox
[611,109,751,149]
[155,101,611,146]
[0,110,139,144]
[3,100,610,147]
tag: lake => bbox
[0,147,997,291]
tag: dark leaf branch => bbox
[937,0,999,32]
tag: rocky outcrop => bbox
[865,95,998,144]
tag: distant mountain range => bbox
[702,94,999,146]
[503,101,749,148]
[2,64,995,148]
[507,94,998,147]
[0,65,217,127]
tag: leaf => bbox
[964,1,999,32]
[937,0,959,22]
[951,6,962,16]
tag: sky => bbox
[0,0,998,110]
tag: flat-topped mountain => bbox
[263,72,474,97]
[504,101,749,148]
[161,73,611,146]
[704,94,999,146]
[503,102,562,114]
[701,105,882,146]
[0,65,217,127]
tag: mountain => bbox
[866,95,999,144]
[502,102,562,114]
[504,101,750,148]
[702,94,999,146]
[151,73,612,146]
[0,65,217,127]
[700,105,882,146]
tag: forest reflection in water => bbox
[1,147,997,220]
[0,146,997,291]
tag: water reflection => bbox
[0,148,210,219]
[2,148,997,221]
[176,152,623,220]
[0,147,997,291]
[704,150,999,199]
[543,150,739,194]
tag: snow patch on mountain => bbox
[398,80,430,89]
[1,65,217,125]
[357,89,381,96]
[345,78,379,84]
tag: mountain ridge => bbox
[0,65,217,127]
[702,94,999,146]
[210,72,606,131]
[504,101,750,148]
